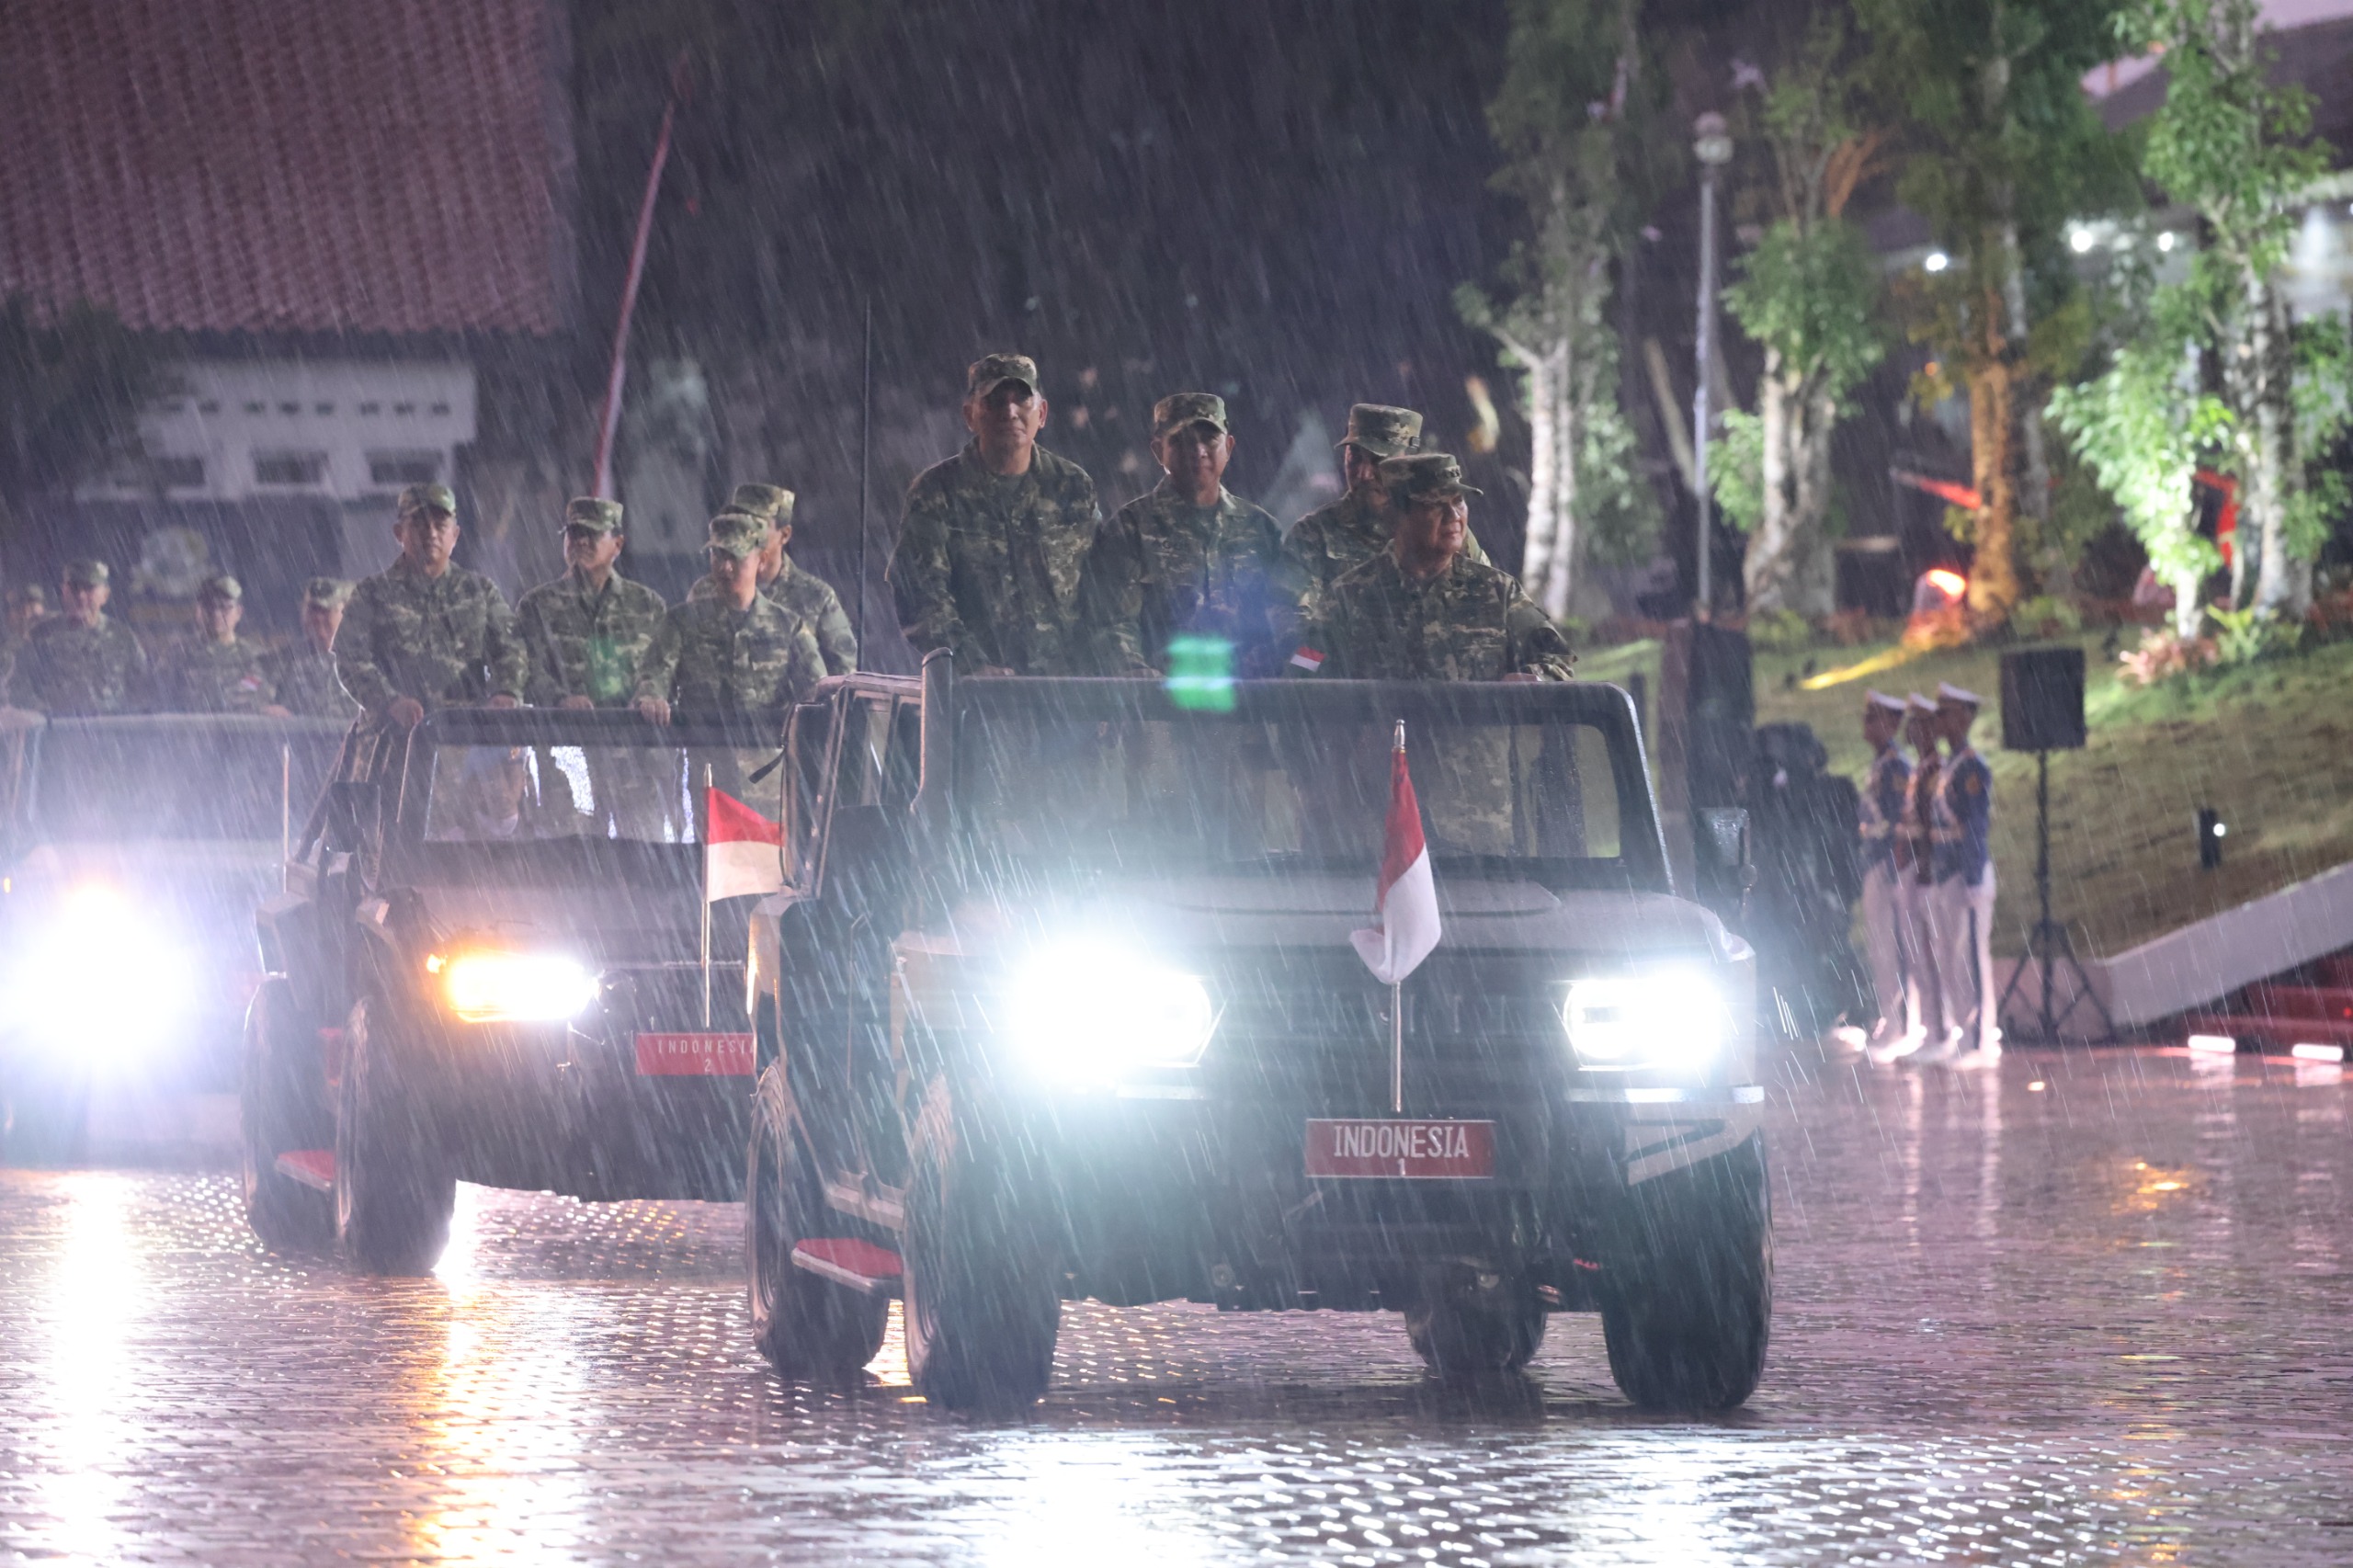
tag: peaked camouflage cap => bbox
[62,559,109,586]
[197,573,242,602]
[707,512,768,558]
[303,576,353,608]
[1152,392,1230,437]
[565,497,624,534]
[1379,451,1482,505]
[6,582,48,608]
[396,482,457,517]
[727,483,797,526]
[967,352,1040,399]
[1339,403,1423,459]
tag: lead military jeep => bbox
[745,658,1769,1410]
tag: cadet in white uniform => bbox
[1918,682,1997,1066]
[1855,690,1915,1055]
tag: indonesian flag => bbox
[1349,724,1441,984]
[705,788,785,902]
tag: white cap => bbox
[1906,692,1938,713]
[1937,681,1982,707]
[1865,688,1906,714]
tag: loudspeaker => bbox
[2001,645,2086,752]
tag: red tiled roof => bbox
[0,0,571,335]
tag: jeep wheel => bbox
[240,978,335,1251]
[1405,1271,1548,1378]
[335,997,455,1276]
[1599,1134,1773,1411]
[899,1077,1060,1412]
[747,1065,889,1381]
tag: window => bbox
[368,452,439,487]
[254,451,327,487]
[152,455,206,489]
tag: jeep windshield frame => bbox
[946,677,1669,895]
[6,713,352,858]
[380,708,790,889]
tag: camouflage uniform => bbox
[165,637,276,712]
[688,551,858,676]
[269,642,355,719]
[637,515,824,722]
[8,614,150,715]
[1286,403,1485,592]
[516,500,669,710]
[887,354,1103,675]
[1301,456,1573,683]
[335,559,527,721]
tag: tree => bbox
[0,295,163,506]
[1458,0,1661,619]
[2135,0,2337,617]
[1717,15,1887,616]
[1858,0,2134,631]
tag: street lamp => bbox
[1692,112,1733,619]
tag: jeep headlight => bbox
[431,950,599,1024]
[1563,967,1729,1072]
[1003,942,1216,1080]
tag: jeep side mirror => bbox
[322,781,380,854]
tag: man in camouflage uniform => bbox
[1300,454,1574,683]
[335,483,526,736]
[7,560,150,715]
[162,574,275,713]
[0,584,49,700]
[1285,403,1486,593]
[888,352,1103,675]
[267,578,358,720]
[516,498,667,708]
[690,483,858,676]
[636,514,824,726]
[1085,392,1305,676]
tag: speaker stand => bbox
[1998,749,2115,1042]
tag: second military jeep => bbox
[745,660,1769,1410]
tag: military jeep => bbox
[745,658,1769,1410]
[242,707,786,1270]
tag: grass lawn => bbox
[1580,631,2353,960]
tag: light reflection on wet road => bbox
[3,1046,2350,1564]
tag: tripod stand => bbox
[1996,750,2114,1042]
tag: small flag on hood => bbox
[1349,722,1440,985]
[705,788,785,902]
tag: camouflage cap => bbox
[727,483,797,527]
[62,559,109,586]
[564,496,625,534]
[707,512,767,558]
[1379,452,1483,505]
[197,573,242,602]
[6,583,48,608]
[1152,392,1230,438]
[967,352,1040,399]
[302,576,352,608]
[1339,403,1423,459]
[397,482,457,517]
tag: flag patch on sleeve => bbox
[1289,646,1326,673]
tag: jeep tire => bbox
[747,1065,889,1382]
[240,978,335,1251]
[1599,1133,1773,1411]
[335,996,455,1276]
[899,1076,1060,1411]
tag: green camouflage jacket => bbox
[1286,486,1486,593]
[335,560,527,718]
[635,594,824,721]
[1086,483,1304,675]
[162,637,275,713]
[688,555,858,676]
[888,441,1101,674]
[267,643,359,720]
[516,568,669,706]
[1302,550,1574,682]
[6,616,151,715]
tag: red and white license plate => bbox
[1304,1119,1496,1180]
[633,1032,755,1076]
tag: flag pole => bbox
[1391,718,1405,1114]
[700,762,714,1027]
[855,299,872,666]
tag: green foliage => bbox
[1710,408,1766,535]
[0,295,165,502]
[1746,607,1815,653]
[1722,219,1885,403]
[2009,593,2082,637]
[2288,312,2353,557]
[2205,602,2304,664]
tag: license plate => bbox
[633,1032,755,1076]
[1304,1119,1495,1180]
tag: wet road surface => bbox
[3,1046,2350,1565]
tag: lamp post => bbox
[1691,111,1733,619]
